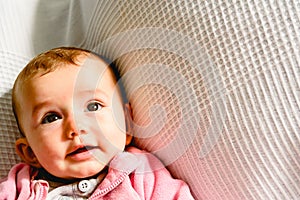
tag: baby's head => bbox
[12,47,132,180]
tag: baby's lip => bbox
[67,145,99,157]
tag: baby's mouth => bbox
[67,146,98,157]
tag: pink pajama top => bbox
[0,147,194,199]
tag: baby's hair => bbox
[12,46,128,136]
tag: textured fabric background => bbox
[1,1,299,199]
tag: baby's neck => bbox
[36,167,108,190]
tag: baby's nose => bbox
[66,115,87,139]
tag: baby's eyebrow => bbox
[77,89,109,100]
[32,101,52,117]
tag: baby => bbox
[0,47,194,199]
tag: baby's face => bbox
[16,55,129,179]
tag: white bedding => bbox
[0,1,299,199]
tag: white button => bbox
[78,180,91,193]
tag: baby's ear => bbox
[124,103,133,145]
[15,138,41,168]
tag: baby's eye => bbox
[86,101,103,112]
[42,113,62,124]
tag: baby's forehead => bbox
[29,54,113,78]
[81,55,117,76]
[27,56,117,89]
[14,53,120,105]
[16,59,117,105]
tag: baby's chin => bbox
[71,166,108,180]
[43,162,108,182]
